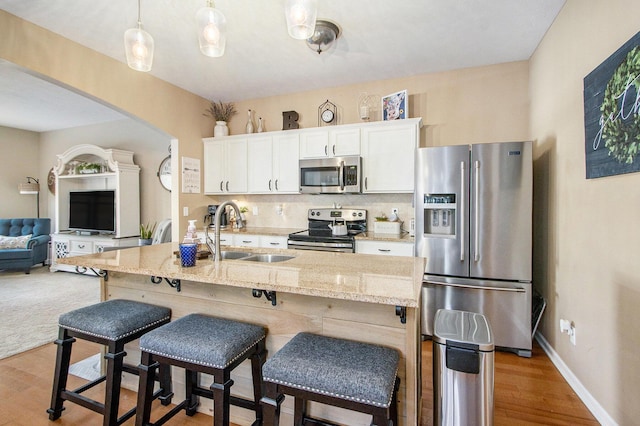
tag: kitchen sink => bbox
[240,254,294,263]
[218,251,252,260]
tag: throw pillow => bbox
[0,234,32,249]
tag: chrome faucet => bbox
[205,200,244,261]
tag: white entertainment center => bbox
[50,144,140,273]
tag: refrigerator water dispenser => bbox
[423,194,456,236]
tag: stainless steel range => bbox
[287,208,367,253]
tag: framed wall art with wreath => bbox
[584,31,640,179]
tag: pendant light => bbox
[124,0,154,72]
[285,0,317,40]
[196,0,227,57]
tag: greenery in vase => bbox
[140,222,157,239]
[204,100,237,123]
[76,162,102,173]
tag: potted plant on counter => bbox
[204,100,237,137]
[139,222,157,246]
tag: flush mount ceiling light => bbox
[124,0,154,72]
[285,0,317,40]
[306,20,340,54]
[196,0,227,57]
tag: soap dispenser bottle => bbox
[185,219,197,243]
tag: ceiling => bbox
[0,0,565,132]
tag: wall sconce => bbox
[124,0,154,72]
[196,0,227,57]
[18,177,40,218]
[285,0,317,40]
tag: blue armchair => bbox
[0,218,51,274]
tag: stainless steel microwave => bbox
[299,156,362,194]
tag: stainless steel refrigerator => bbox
[415,141,534,357]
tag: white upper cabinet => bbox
[203,137,248,194]
[299,126,360,159]
[361,118,422,193]
[247,132,299,194]
[204,118,421,195]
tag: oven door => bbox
[299,157,361,194]
[287,239,354,253]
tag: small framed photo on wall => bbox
[382,90,408,120]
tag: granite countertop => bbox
[57,243,424,308]
[356,231,414,242]
[217,226,303,236]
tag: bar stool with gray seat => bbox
[47,299,172,426]
[261,332,401,426]
[135,313,267,426]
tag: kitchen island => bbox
[58,243,424,425]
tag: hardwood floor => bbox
[0,338,597,425]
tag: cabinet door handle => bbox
[268,179,272,191]
[220,181,224,191]
[275,179,279,191]
[364,177,368,190]
[377,248,391,252]
[226,181,229,191]
[270,242,280,246]
[242,240,252,244]
[332,145,336,155]
[325,145,328,156]
[78,244,85,249]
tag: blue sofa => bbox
[0,218,51,274]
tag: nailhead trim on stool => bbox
[47,299,172,426]
[261,332,400,426]
[135,313,267,426]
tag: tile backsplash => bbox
[209,193,413,231]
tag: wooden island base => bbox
[106,271,420,425]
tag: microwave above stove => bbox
[299,156,361,194]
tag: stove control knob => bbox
[358,212,363,217]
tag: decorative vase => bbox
[214,121,229,137]
[138,238,152,246]
[257,117,264,133]
[245,110,255,134]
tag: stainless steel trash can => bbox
[433,309,494,426]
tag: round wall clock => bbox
[157,155,171,191]
[47,168,56,195]
[318,99,337,126]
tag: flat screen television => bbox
[68,190,116,234]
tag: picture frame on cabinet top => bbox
[382,90,408,120]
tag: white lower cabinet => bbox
[50,233,137,274]
[233,234,260,248]
[217,233,288,249]
[355,240,414,257]
[259,235,288,249]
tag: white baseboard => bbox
[535,332,616,426]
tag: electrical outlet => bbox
[183,206,189,216]
[560,319,576,345]
[253,206,259,216]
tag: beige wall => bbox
[0,10,211,239]
[0,126,40,218]
[530,0,640,423]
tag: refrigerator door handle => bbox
[428,280,526,293]
[474,160,480,262]
[460,161,465,261]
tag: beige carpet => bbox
[0,265,100,359]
